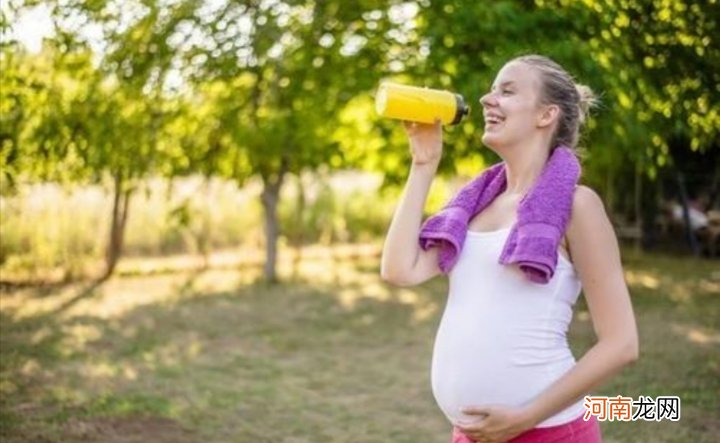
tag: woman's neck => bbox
[499,140,551,196]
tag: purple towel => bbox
[418,146,580,284]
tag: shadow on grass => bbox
[1,251,718,442]
[0,261,450,442]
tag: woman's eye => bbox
[501,90,513,95]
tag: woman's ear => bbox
[537,104,560,128]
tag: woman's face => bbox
[480,61,546,149]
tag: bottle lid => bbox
[451,94,470,125]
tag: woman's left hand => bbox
[454,405,536,443]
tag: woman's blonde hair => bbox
[513,54,598,150]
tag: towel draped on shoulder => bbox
[418,146,581,284]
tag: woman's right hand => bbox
[402,119,443,166]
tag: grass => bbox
[0,246,718,443]
[0,173,412,282]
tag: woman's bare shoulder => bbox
[573,185,605,210]
[566,185,616,250]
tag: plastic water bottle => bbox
[375,82,470,125]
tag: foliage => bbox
[1,0,718,278]
[0,174,416,279]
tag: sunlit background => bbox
[1,1,718,442]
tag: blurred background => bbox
[0,1,718,442]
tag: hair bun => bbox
[576,84,597,124]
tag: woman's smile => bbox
[484,112,506,129]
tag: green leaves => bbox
[3,0,717,199]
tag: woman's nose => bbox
[480,91,496,108]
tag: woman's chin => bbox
[481,133,503,149]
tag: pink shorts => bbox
[451,412,602,443]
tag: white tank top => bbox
[431,227,586,427]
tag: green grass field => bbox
[1,246,718,442]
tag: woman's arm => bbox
[380,121,443,287]
[521,185,640,426]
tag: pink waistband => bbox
[452,412,602,443]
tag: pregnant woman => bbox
[380,55,639,443]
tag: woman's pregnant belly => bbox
[430,302,578,425]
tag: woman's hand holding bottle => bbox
[402,118,443,167]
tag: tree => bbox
[2,1,177,278]
[143,0,412,282]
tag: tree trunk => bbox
[708,162,720,211]
[634,164,642,253]
[292,173,306,279]
[676,171,700,256]
[102,172,132,281]
[606,166,615,217]
[259,158,289,284]
[199,177,212,270]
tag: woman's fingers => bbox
[402,120,421,133]
[402,118,443,166]
[403,120,440,130]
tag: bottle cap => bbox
[451,94,470,125]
